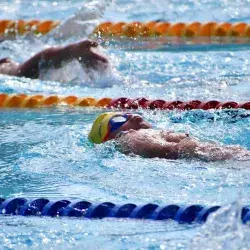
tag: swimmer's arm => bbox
[18,40,108,78]
[117,134,180,159]
[67,40,108,68]
[18,45,73,78]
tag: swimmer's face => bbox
[108,113,152,140]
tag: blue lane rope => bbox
[0,198,249,224]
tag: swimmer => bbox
[0,39,108,79]
[88,112,250,161]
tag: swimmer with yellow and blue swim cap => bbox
[88,112,120,144]
[89,112,250,161]
[89,112,152,144]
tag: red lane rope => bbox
[0,94,249,110]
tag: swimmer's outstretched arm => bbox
[17,40,108,79]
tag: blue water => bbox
[1,0,250,249]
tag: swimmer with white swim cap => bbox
[89,112,250,161]
[0,40,108,79]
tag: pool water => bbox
[1,0,250,249]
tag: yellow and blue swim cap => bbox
[88,112,119,144]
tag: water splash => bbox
[38,44,123,87]
[50,0,113,41]
[37,0,121,86]
[189,201,250,250]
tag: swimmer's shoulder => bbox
[116,129,160,141]
[115,129,135,139]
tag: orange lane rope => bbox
[0,20,250,38]
[0,94,250,110]
[0,93,110,108]
[0,20,60,36]
[94,21,250,38]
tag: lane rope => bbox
[0,93,249,110]
[1,20,250,39]
[2,197,249,224]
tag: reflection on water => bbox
[0,0,250,248]
[0,107,250,248]
[1,109,250,204]
[0,216,195,249]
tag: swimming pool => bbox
[1,0,250,249]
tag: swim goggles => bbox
[103,113,141,142]
[109,114,130,133]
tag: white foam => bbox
[189,201,250,250]
[38,56,123,88]
[49,0,112,40]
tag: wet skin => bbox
[107,114,153,140]
[0,40,108,79]
[105,113,250,161]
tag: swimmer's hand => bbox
[67,40,109,69]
